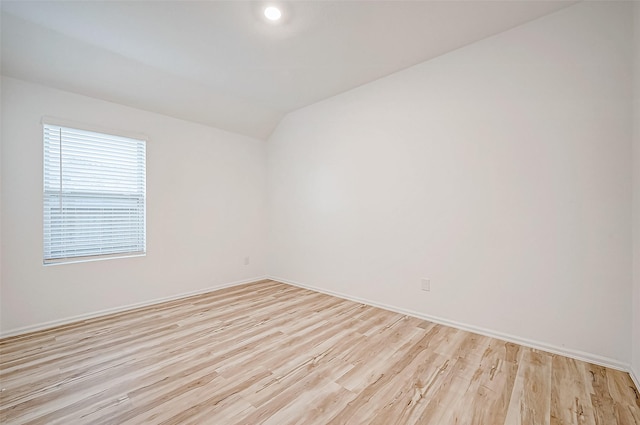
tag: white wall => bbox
[0,76,3,328]
[0,77,268,335]
[267,2,633,365]
[632,1,640,382]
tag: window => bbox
[43,122,146,264]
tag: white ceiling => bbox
[1,1,574,140]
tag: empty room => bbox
[1,0,639,424]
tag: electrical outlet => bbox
[421,279,430,292]
[244,256,250,265]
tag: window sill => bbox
[43,252,146,266]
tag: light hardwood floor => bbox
[1,280,638,424]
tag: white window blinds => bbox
[43,123,146,263]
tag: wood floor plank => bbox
[439,339,521,425]
[584,364,619,425]
[0,280,638,425]
[603,368,640,424]
[504,349,552,425]
[550,355,597,425]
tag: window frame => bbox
[42,118,147,265]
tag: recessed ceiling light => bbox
[264,6,282,21]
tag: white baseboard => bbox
[0,276,268,339]
[270,276,630,372]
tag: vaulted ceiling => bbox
[1,1,574,139]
